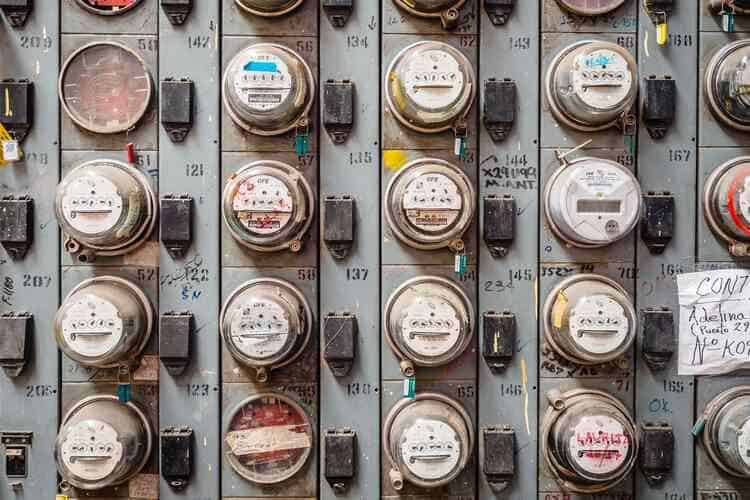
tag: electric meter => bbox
[225,393,313,484]
[220,278,311,382]
[54,276,153,368]
[223,160,314,253]
[703,156,750,257]
[542,388,637,494]
[391,0,466,29]
[55,159,157,261]
[545,40,637,132]
[384,158,475,251]
[74,0,143,15]
[385,41,476,134]
[55,395,152,491]
[555,0,626,16]
[59,42,152,135]
[699,386,750,478]
[705,40,750,132]
[384,276,473,376]
[544,155,641,248]
[234,0,305,16]
[543,274,636,365]
[223,43,315,136]
[708,0,750,16]
[384,392,473,490]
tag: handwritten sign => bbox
[677,269,750,375]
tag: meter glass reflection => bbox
[234,0,305,16]
[60,42,151,134]
[74,0,143,15]
[555,0,626,15]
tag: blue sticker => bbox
[583,53,615,68]
[244,61,278,73]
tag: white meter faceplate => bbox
[55,159,157,260]
[59,42,152,135]
[220,278,312,381]
[543,388,637,493]
[544,156,641,248]
[704,157,750,257]
[546,40,637,132]
[384,392,473,490]
[223,160,314,252]
[384,276,473,376]
[555,0,626,16]
[55,395,152,491]
[225,393,313,484]
[234,0,305,17]
[701,386,750,478]
[223,43,315,136]
[54,276,153,368]
[543,274,636,365]
[385,158,475,250]
[706,40,750,132]
[386,41,475,134]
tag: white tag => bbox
[2,140,20,162]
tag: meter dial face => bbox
[548,394,636,484]
[74,0,143,15]
[703,388,750,477]
[54,276,153,368]
[544,157,641,248]
[220,278,312,371]
[544,274,636,365]
[59,42,152,135]
[384,393,472,489]
[706,40,750,131]
[546,41,637,131]
[555,0,626,16]
[223,160,315,252]
[704,157,750,256]
[223,43,315,136]
[55,159,157,257]
[384,276,473,369]
[385,158,475,250]
[385,41,476,133]
[225,394,313,484]
[55,396,152,491]
[234,0,305,17]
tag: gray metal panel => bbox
[477,1,540,498]
[60,34,159,151]
[318,1,382,498]
[635,3,698,499]
[61,0,158,35]
[0,4,61,498]
[158,2,222,500]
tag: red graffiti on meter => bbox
[568,415,630,475]
[233,175,293,235]
[225,396,311,479]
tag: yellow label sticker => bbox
[383,149,408,171]
[551,291,568,329]
[56,495,69,500]
[656,23,668,46]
